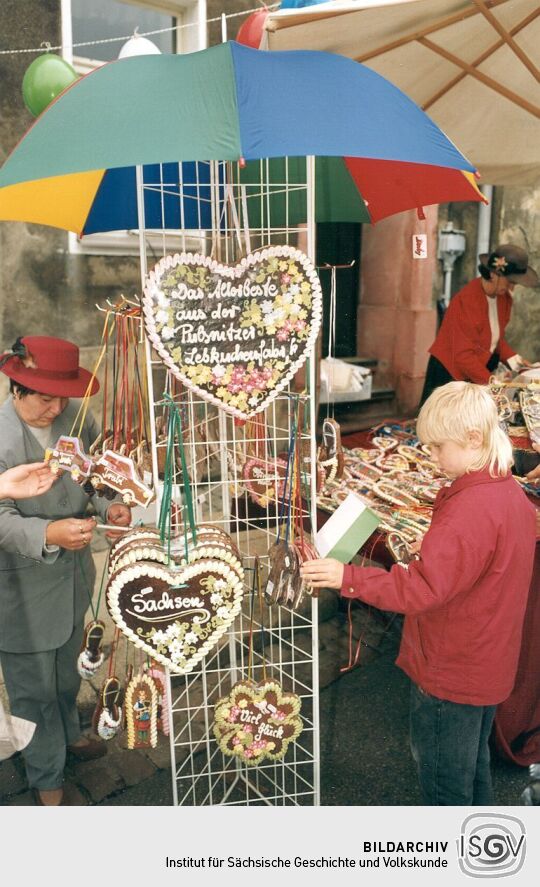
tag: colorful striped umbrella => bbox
[0,42,484,234]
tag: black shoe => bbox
[67,737,107,761]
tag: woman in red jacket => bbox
[301,382,536,805]
[420,243,538,405]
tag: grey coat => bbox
[0,397,111,654]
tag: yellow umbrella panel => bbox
[0,170,105,235]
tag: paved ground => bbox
[319,634,531,806]
[109,627,533,807]
[1,594,530,806]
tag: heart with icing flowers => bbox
[142,246,322,420]
[213,679,302,765]
[242,455,288,508]
[107,559,244,674]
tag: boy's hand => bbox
[300,558,344,590]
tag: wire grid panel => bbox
[139,159,320,806]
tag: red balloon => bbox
[236,10,268,48]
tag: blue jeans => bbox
[409,682,497,806]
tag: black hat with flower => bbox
[479,243,539,287]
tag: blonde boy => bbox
[302,382,536,805]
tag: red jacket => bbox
[341,470,536,705]
[429,277,516,383]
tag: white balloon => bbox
[118,36,161,58]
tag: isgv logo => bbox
[458,814,526,878]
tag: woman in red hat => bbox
[420,243,539,405]
[0,335,131,805]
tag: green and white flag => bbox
[316,493,379,564]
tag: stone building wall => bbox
[497,186,540,363]
[0,0,256,404]
[358,206,439,411]
[0,0,141,402]
[437,186,540,363]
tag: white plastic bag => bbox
[320,357,370,394]
[0,699,35,761]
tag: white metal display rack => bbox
[136,158,320,806]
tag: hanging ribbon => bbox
[293,419,305,554]
[327,265,337,421]
[82,548,109,621]
[108,627,121,679]
[70,310,115,438]
[246,413,267,461]
[158,393,197,561]
[299,397,312,545]
[101,314,110,440]
[275,398,299,545]
[246,556,267,684]
[340,600,364,674]
[130,319,151,450]
[340,547,375,673]
[76,301,149,464]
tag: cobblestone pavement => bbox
[0,545,530,807]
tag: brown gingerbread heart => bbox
[242,456,288,508]
[107,558,244,674]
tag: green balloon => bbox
[22,53,79,117]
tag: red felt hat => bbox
[0,336,99,397]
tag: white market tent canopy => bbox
[264,0,540,186]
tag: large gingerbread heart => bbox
[107,559,244,674]
[142,246,322,420]
[213,679,302,765]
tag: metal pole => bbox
[476,184,493,261]
[136,164,179,808]
[306,154,321,807]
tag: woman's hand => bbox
[46,517,96,550]
[526,445,540,483]
[105,503,132,540]
[300,558,344,590]
[0,462,55,501]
